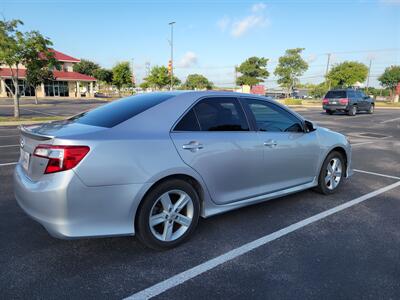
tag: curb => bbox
[0,120,57,126]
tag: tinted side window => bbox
[174,109,200,131]
[69,93,174,128]
[347,90,355,99]
[193,97,249,131]
[245,99,303,132]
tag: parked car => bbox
[14,91,352,249]
[322,89,375,116]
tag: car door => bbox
[170,97,263,205]
[358,91,369,110]
[241,98,321,194]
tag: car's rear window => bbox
[325,91,346,98]
[69,93,175,128]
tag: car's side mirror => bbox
[304,120,316,133]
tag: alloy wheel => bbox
[325,158,342,190]
[149,189,194,242]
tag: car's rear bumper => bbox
[14,164,147,239]
[323,104,348,111]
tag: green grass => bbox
[0,116,65,123]
[375,102,400,107]
[283,98,303,105]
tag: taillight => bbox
[339,98,349,104]
[33,145,90,174]
[323,98,329,104]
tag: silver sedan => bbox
[14,91,352,249]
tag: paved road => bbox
[0,98,106,118]
[0,107,399,299]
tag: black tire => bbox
[315,151,345,195]
[326,109,334,115]
[347,105,357,116]
[368,104,374,114]
[136,179,200,250]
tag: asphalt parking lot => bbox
[0,102,399,299]
[0,98,106,118]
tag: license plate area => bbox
[20,149,30,172]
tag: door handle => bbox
[264,140,277,147]
[182,141,203,152]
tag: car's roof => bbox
[158,90,270,100]
[328,88,357,92]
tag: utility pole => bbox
[234,65,238,88]
[366,59,372,93]
[145,61,150,77]
[325,53,331,89]
[168,21,176,91]
[131,58,135,88]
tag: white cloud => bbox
[307,54,318,63]
[217,2,269,38]
[251,2,266,12]
[217,16,230,32]
[178,51,198,68]
[231,15,268,37]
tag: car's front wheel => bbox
[315,151,345,195]
[348,105,357,116]
[136,179,200,250]
[368,104,374,114]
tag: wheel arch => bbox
[321,146,348,176]
[133,173,207,233]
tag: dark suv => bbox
[322,89,374,116]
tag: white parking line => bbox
[351,141,374,146]
[0,162,17,167]
[380,117,400,124]
[354,169,400,180]
[20,107,58,116]
[126,180,400,300]
[0,144,19,148]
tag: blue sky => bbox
[1,0,399,87]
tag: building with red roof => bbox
[0,49,96,98]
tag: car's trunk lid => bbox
[19,121,105,180]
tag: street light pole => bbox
[168,21,175,91]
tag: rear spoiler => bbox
[19,125,54,141]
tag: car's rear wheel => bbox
[315,151,345,195]
[326,109,334,115]
[136,179,200,250]
[348,105,357,116]
[368,104,374,114]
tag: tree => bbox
[139,81,150,90]
[0,19,55,117]
[274,48,308,97]
[236,57,269,88]
[73,59,100,76]
[326,61,368,88]
[93,68,113,84]
[378,65,400,101]
[112,62,133,96]
[25,59,57,104]
[141,66,181,90]
[93,68,113,92]
[183,74,212,90]
[309,83,328,99]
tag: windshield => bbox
[325,91,347,99]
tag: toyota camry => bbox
[14,91,352,249]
